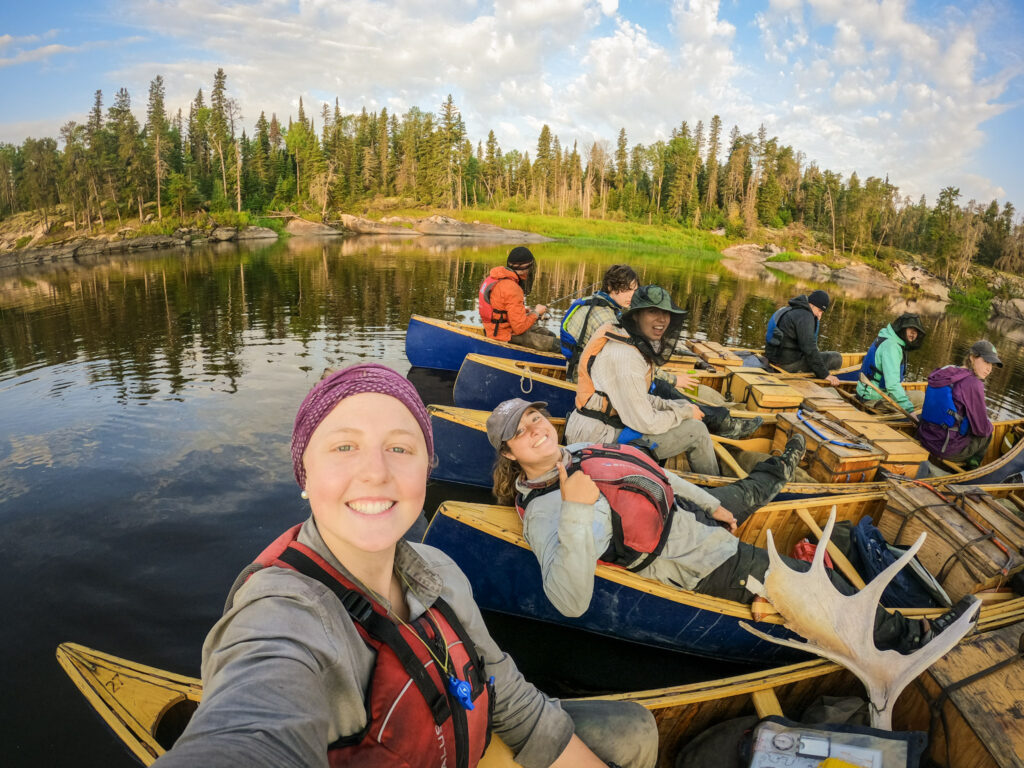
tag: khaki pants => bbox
[562,699,658,768]
[645,419,718,475]
[510,326,559,353]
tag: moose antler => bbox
[739,506,979,729]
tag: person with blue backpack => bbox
[918,340,1002,468]
[560,265,639,382]
[855,314,927,412]
[764,290,843,385]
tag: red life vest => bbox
[250,525,493,768]
[516,443,677,571]
[573,324,652,428]
[478,273,517,337]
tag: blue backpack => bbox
[560,292,618,375]
[920,378,970,438]
[764,306,790,348]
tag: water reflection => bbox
[1,236,1023,767]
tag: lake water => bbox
[1,235,1022,766]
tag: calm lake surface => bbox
[2,235,1022,766]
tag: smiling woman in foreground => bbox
[152,363,656,768]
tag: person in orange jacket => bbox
[478,247,559,352]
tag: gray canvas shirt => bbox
[517,445,739,617]
[153,517,574,768]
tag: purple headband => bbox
[291,363,433,489]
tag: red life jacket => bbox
[478,273,517,337]
[573,323,652,428]
[249,525,493,768]
[515,444,677,571]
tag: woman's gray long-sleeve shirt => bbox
[517,445,739,617]
[153,517,574,768]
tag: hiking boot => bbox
[779,434,807,478]
[717,415,763,440]
[902,595,980,654]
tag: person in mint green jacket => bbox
[855,313,927,412]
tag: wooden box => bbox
[880,483,1024,601]
[784,378,842,403]
[812,403,878,424]
[728,371,805,413]
[685,340,744,367]
[773,412,882,483]
[841,420,930,477]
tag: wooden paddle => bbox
[858,373,919,424]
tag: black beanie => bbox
[808,290,830,310]
[507,246,536,268]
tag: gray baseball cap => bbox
[485,398,548,449]
[969,340,1002,367]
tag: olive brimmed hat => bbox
[619,285,686,366]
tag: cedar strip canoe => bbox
[428,403,1024,493]
[422,487,1024,661]
[57,620,1024,767]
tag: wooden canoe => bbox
[56,620,1024,767]
[405,315,566,371]
[428,404,1024,494]
[451,351,869,417]
[422,487,1024,661]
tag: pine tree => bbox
[145,76,169,220]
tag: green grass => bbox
[372,206,733,254]
[14,235,32,249]
[948,280,993,316]
[766,251,843,269]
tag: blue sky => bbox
[2,0,1022,212]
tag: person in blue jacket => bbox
[855,313,927,412]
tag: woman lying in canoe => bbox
[487,397,978,655]
[153,364,656,768]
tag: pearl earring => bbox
[300,490,309,500]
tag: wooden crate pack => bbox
[783,378,843,404]
[841,420,930,478]
[773,412,882,483]
[880,482,1024,601]
[728,371,805,413]
[685,340,745,367]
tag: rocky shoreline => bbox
[0,213,552,270]
[720,243,951,313]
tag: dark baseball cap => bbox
[485,398,548,449]
[969,340,1002,367]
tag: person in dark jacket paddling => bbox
[153,364,656,768]
[479,246,559,352]
[764,290,842,385]
[490,398,979,657]
[918,340,1001,469]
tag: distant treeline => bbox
[1,68,1022,283]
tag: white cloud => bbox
[751,0,1017,204]
[0,0,1018,208]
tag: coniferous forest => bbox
[2,68,1022,285]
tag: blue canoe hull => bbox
[453,355,577,417]
[431,403,1024,493]
[423,506,806,663]
[430,410,502,487]
[405,315,564,372]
